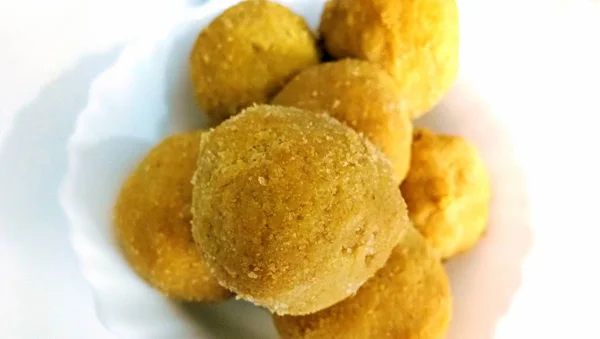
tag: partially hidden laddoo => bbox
[274,227,452,339]
[114,131,231,302]
[190,0,320,122]
[401,128,491,259]
[319,0,459,119]
[272,59,412,182]
[191,104,410,315]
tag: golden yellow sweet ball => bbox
[319,0,459,119]
[272,59,413,182]
[274,227,452,339]
[190,0,320,122]
[401,128,491,259]
[113,131,231,302]
[191,104,410,315]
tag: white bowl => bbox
[60,1,533,338]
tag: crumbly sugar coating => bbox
[274,227,451,339]
[190,0,320,122]
[114,131,231,302]
[191,105,409,315]
[272,59,413,182]
[319,0,459,119]
[401,128,491,259]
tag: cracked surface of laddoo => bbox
[401,128,491,259]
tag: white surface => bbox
[0,0,83,124]
[2,0,600,339]
[0,0,199,144]
[0,1,197,338]
[0,40,119,339]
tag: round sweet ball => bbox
[401,128,491,259]
[272,59,413,182]
[191,104,410,315]
[274,227,452,339]
[114,131,232,302]
[319,0,459,119]
[190,0,320,122]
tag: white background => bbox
[0,1,202,338]
[1,0,600,338]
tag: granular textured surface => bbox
[191,105,409,315]
[190,0,320,122]
[401,129,491,259]
[114,131,231,302]
[319,0,459,119]
[272,59,412,182]
[274,227,451,339]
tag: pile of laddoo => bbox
[114,0,490,337]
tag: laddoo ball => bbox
[272,59,412,182]
[191,105,410,315]
[114,131,231,302]
[401,128,491,259]
[319,0,459,119]
[274,227,452,339]
[190,0,320,122]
